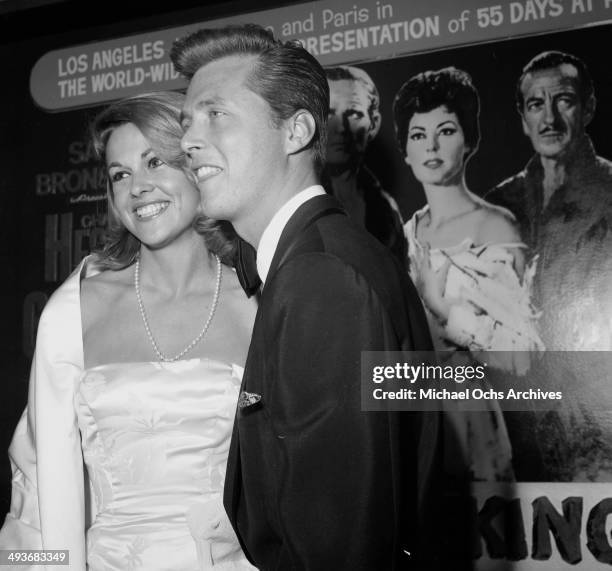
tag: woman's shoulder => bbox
[81,261,132,292]
[403,204,429,246]
[81,263,133,331]
[472,199,522,245]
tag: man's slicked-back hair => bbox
[170,24,329,172]
[516,50,594,111]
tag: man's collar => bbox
[256,185,326,285]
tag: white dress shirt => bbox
[256,185,326,285]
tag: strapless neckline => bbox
[83,356,244,374]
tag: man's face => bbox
[326,79,379,166]
[519,63,593,160]
[180,55,287,233]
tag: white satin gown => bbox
[0,258,255,570]
[79,358,253,570]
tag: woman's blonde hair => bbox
[90,91,237,270]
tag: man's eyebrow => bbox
[525,94,544,103]
[180,95,227,122]
[554,88,578,96]
[196,95,226,108]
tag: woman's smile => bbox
[134,200,170,220]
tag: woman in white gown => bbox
[0,92,257,570]
[392,68,544,482]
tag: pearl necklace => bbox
[134,255,222,362]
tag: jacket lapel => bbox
[224,194,345,541]
[266,194,346,285]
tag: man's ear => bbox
[367,109,382,142]
[285,110,317,155]
[583,94,596,128]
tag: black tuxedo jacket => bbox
[224,195,440,570]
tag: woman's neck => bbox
[421,179,475,228]
[137,234,213,298]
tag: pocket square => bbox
[238,391,262,409]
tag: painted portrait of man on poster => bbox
[485,50,612,484]
[323,65,407,268]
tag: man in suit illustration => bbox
[171,24,438,569]
[486,52,612,481]
[324,65,407,268]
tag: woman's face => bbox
[404,105,468,186]
[106,122,200,250]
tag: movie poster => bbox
[2,0,612,568]
[335,23,612,570]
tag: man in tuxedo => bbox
[171,24,438,569]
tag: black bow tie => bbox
[235,239,261,298]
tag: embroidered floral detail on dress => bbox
[124,536,149,570]
[80,371,108,401]
[82,431,114,511]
